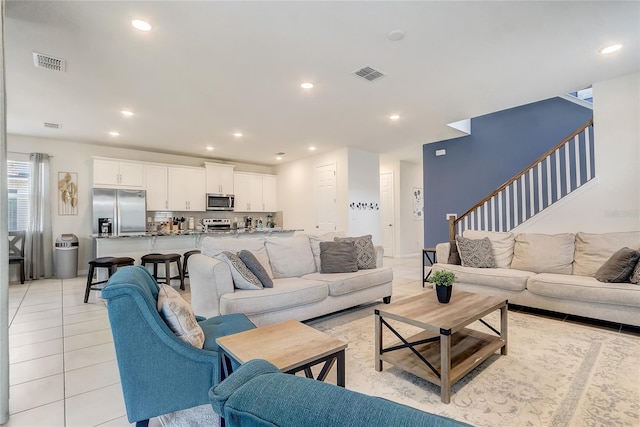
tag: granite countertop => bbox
[92,228,301,238]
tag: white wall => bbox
[347,148,380,243]
[514,72,640,234]
[7,135,275,272]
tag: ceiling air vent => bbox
[33,52,66,72]
[44,122,60,129]
[353,66,385,82]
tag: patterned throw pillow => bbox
[319,241,358,273]
[594,247,640,283]
[238,250,273,288]
[630,259,640,284]
[334,235,376,270]
[216,251,263,290]
[157,284,205,348]
[455,236,496,268]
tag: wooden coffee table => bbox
[375,290,507,403]
[216,320,348,386]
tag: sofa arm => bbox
[189,254,235,318]
[435,242,450,264]
[375,245,384,268]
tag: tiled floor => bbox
[5,255,637,426]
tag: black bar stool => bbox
[182,250,201,279]
[84,256,135,303]
[141,253,184,290]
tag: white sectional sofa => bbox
[188,234,393,326]
[433,230,640,326]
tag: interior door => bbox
[315,163,336,233]
[380,171,394,256]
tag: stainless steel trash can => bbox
[55,234,79,279]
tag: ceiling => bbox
[5,1,639,166]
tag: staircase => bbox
[449,119,595,240]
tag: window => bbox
[7,159,30,231]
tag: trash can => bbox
[55,234,79,279]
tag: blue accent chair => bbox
[210,359,473,427]
[102,266,255,427]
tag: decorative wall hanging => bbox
[413,187,423,220]
[58,172,78,215]
[349,202,379,211]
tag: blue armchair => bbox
[102,266,255,427]
[210,359,472,427]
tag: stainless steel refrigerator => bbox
[92,188,147,235]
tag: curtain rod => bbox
[7,150,53,157]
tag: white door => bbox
[315,163,336,233]
[380,171,394,256]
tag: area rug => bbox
[161,303,639,427]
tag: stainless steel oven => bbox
[206,193,235,211]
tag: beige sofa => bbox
[433,230,640,326]
[189,234,393,326]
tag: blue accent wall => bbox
[423,97,592,247]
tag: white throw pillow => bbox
[157,284,205,348]
[511,233,575,274]
[201,236,273,278]
[265,236,317,278]
[463,230,515,268]
[215,251,263,290]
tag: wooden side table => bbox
[422,247,437,287]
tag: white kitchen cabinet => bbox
[168,167,205,211]
[145,164,168,210]
[93,159,144,188]
[234,172,277,212]
[205,162,235,194]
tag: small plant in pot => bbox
[429,270,456,304]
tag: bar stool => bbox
[141,253,184,290]
[183,250,201,279]
[84,256,135,303]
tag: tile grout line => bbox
[61,278,68,427]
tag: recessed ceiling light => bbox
[233,132,243,137]
[121,110,134,117]
[387,30,405,41]
[599,44,623,54]
[275,156,283,161]
[132,20,152,32]
[308,146,316,151]
[389,114,400,120]
[206,146,214,151]
[301,82,314,89]
[109,131,120,137]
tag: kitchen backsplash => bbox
[147,211,282,232]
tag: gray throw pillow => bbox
[595,247,640,283]
[630,259,640,284]
[319,241,358,274]
[238,250,273,288]
[448,239,461,265]
[334,235,376,269]
[215,251,263,290]
[455,236,496,268]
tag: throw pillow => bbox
[630,259,640,284]
[463,230,515,268]
[238,250,273,288]
[448,239,461,265]
[455,236,496,268]
[201,236,274,278]
[595,247,640,283]
[334,235,376,270]
[319,241,358,273]
[308,232,346,272]
[157,284,205,348]
[265,236,317,278]
[216,251,263,290]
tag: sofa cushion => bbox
[595,247,640,283]
[219,278,328,316]
[238,250,273,288]
[527,273,640,308]
[319,241,358,273]
[308,232,346,272]
[463,230,515,268]
[455,236,496,268]
[202,237,273,278]
[630,260,640,284]
[303,267,393,296]
[335,235,377,270]
[510,233,575,274]
[573,231,640,277]
[433,264,533,292]
[157,284,205,348]
[265,236,317,278]
[216,251,263,290]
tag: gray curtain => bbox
[26,153,53,279]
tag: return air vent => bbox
[44,122,60,129]
[33,52,66,72]
[352,66,385,82]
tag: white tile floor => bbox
[5,256,426,426]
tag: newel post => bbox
[448,216,456,242]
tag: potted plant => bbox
[428,270,456,303]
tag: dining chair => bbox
[9,230,26,284]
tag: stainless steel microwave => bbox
[206,194,235,211]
